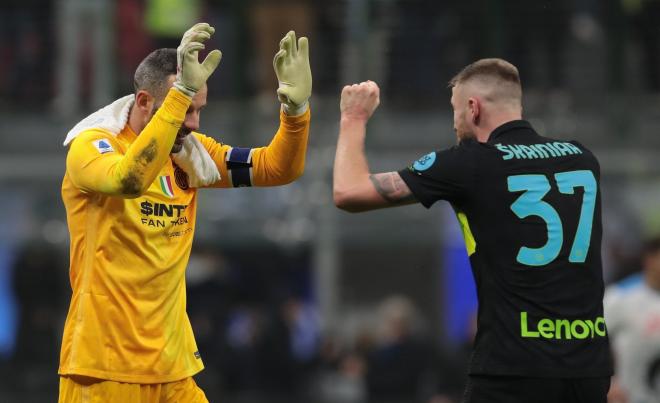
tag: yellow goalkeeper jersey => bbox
[59,88,310,383]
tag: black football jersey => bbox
[399,120,613,377]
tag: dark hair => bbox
[643,236,660,258]
[133,48,177,101]
[449,58,521,89]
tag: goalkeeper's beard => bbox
[171,128,191,154]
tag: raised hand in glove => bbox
[273,31,312,115]
[173,22,222,98]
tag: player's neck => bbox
[128,104,147,136]
[478,113,523,143]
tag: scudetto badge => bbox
[174,164,189,190]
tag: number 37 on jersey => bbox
[507,170,597,267]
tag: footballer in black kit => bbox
[399,120,613,401]
[333,59,613,403]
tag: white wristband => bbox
[282,101,309,116]
[172,81,196,98]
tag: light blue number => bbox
[507,175,563,266]
[554,170,597,263]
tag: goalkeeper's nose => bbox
[183,110,200,133]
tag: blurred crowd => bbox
[3,0,660,113]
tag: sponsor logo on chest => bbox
[136,173,192,236]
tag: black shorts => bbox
[462,375,610,403]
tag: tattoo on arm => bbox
[369,172,417,205]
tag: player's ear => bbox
[468,97,480,125]
[135,90,156,115]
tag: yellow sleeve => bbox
[197,107,311,188]
[66,89,191,197]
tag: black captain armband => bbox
[226,147,254,187]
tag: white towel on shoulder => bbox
[170,133,221,188]
[63,95,221,187]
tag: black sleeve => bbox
[398,145,473,208]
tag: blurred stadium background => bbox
[1,0,660,402]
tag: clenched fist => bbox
[340,81,380,122]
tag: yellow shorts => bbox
[58,375,209,403]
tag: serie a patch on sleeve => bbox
[92,138,115,154]
[411,151,436,172]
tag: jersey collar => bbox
[487,120,533,143]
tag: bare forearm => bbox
[333,118,412,212]
[333,117,372,200]
[333,80,417,212]
[333,118,417,212]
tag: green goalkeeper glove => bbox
[173,23,222,98]
[273,31,312,115]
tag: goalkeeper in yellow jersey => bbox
[58,23,311,402]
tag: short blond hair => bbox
[449,58,522,105]
[450,58,520,87]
